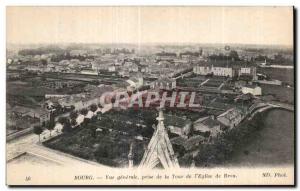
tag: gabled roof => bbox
[218,108,242,120]
[202,117,220,127]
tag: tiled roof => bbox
[202,117,220,128]
[164,114,191,128]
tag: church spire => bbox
[139,109,179,169]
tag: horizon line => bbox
[7,42,293,48]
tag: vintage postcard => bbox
[6,6,294,186]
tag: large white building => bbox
[126,75,144,92]
[193,65,234,77]
[217,108,244,129]
[211,66,233,77]
[193,63,257,79]
[241,85,262,96]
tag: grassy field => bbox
[44,125,147,167]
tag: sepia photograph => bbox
[5,6,295,186]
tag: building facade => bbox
[217,108,244,129]
[193,64,257,79]
[151,77,176,90]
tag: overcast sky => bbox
[7,6,293,46]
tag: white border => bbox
[0,0,298,190]
[0,0,296,6]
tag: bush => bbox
[80,108,89,116]
[90,104,98,113]
[62,121,72,133]
[58,117,68,125]
[70,111,78,120]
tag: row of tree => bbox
[33,119,55,142]
[33,104,101,142]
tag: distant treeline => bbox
[208,50,240,61]
[18,46,95,62]
[18,46,64,56]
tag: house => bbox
[7,72,20,79]
[129,63,139,72]
[240,67,251,75]
[179,51,200,59]
[124,61,133,67]
[45,94,69,99]
[126,75,144,92]
[217,108,244,129]
[151,77,176,90]
[234,93,254,103]
[7,64,20,70]
[241,85,262,96]
[141,67,150,73]
[239,67,257,80]
[193,64,233,77]
[91,60,114,71]
[80,69,98,75]
[193,65,212,76]
[25,65,42,72]
[164,115,192,138]
[193,116,222,138]
[27,108,51,124]
[57,85,114,111]
[119,70,130,77]
[211,66,233,77]
[193,62,257,79]
[6,105,17,128]
[43,100,56,111]
[108,66,116,72]
[11,106,50,124]
[57,95,84,110]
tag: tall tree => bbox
[70,105,75,111]
[70,111,78,121]
[58,116,68,125]
[90,104,98,113]
[80,108,89,116]
[33,125,43,142]
[229,50,239,61]
[45,120,55,137]
[97,103,103,109]
[62,120,72,133]
[82,118,91,127]
[71,118,77,127]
